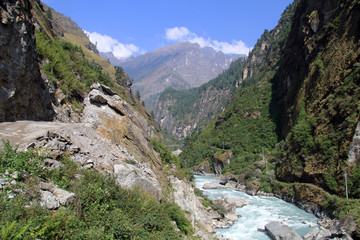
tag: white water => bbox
[194,175,319,240]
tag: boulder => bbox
[193,160,212,175]
[226,198,249,208]
[246,180,261,196]
[114,163,162,201]
[213,198,238,222]
[40,190,60,210]
[203,180,227,189]
[53,188,75,206]
[213,151,232,175]
[303,229,319,240]
[225,180,237,188]
[265,221,302,240]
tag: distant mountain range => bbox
[101,42,243,111]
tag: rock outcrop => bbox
[168,176,217,239]
[0,0,54,121]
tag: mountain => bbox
[155,57,246,139]
[180,0,360,237]
[119,42,242,111]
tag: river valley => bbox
[194,175,320,240]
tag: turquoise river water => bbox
[194,175,319,240]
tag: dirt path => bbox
[0,121,74,146]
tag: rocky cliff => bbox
[120,42,241,111]
[273,0,360,197]
[0,0,54,121]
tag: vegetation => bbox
[158,57,247,128]
[36,30,114,102]
[0,142,194,239]
[151,137,192,181]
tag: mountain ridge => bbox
[117,42,242,111]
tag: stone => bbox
[213,199,238,222]
[314,228,331,240]
[225,180,237,188]
[38,181,56,191]
[11,171,19,179]
[89,90,108,104]
[53,188,75,206]
[114,163,162,201]
[43,158,64,170]
[265,221,302,240]
[226,198,249,208]
[303,229,319,240]
[245,180,261,196]
[0,178,9,185]
[203,180,227,189]
[40,190,60,210]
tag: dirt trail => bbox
[0,121,75,147]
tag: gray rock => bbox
[89,90,108,104]
[43,158,64,170]
[225,180,237,188]
[114,163,162,201]
[265,221,302,240]
[11,171,19,179]
[203,180,227,189]
[40,190,60,210]
[303,229,319,240]
[53,188,75,206]
[38,181,56,191]
[226,198,249,208]
[212,198,238,222]
[314,228,331,240]
[0,178,9,185]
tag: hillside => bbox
[119,42,241,111]
[0,0,218,239]
[180,0,360,237]
[156,57,246,139]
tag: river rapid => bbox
[194,175,319,240]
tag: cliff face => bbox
[156,86,231,138]
[0,0,54,121]
[273,0,360,196]
[120,42,241,111]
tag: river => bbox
[194,175,319,240]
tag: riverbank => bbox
[195,174,358,239]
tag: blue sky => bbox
[43,0,293,59]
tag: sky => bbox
[43,0,293,59]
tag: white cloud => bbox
[84,30,143,59]
[165,27,190,41]
[165,27,251,55]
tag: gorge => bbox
[0,0,359,239]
